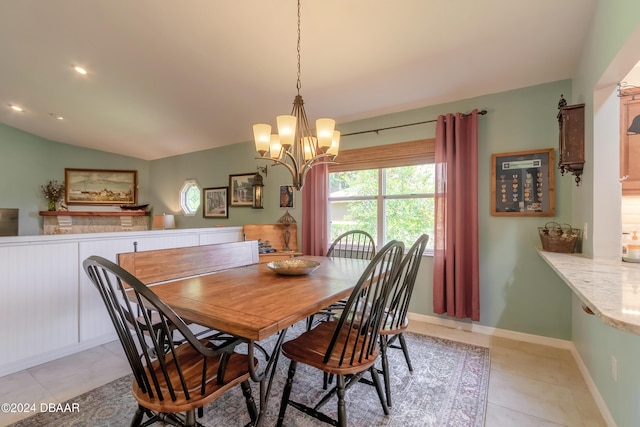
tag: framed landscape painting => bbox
[203,187,229,218]
[229,173,255,207]
[65,168,137,205]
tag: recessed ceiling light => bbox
[49,113,64,120]
[9,104,24,112]
[73,66,87,75]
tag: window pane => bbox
[384,198,434,249]
[329,169,378,197]
[186,187,200,212]
[384,165,434,195]
[180,179,201,216]
[329,199,378,242]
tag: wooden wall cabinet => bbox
[620,89,640,195]
[556,96,585,186]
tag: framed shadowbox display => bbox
[203,187,228,218]
[491,148,555,216]
[65,168,137,205]
[229,173,255,207]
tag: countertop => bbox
[538,250,640,335]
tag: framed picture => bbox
[229,173,255,207]
[203,187,229,218]
[279,185,294,208]
[491,148,555,216]
[65,168,137,205]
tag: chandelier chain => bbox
[252,0,339,191]
[296,0,302,94]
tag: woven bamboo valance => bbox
[328,139,435,173]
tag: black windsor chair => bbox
[326,229,376,260]
[276,240,405,427]
[377,233,429,407]
[306,230,377,330]
[83,256,258,427]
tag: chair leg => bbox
[306,315,314,331]
[277,360,297,427]
[184,409,196,427]
[379,335,392,408]
[369,367,390,416]
[241,380,258,423]
[336,374,347,427]
[398,333,413,372]
[324,372,335,388]
[129,404,145,427]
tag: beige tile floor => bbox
[0,321,607,427]
[408,322,607,427]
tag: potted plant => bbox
[41,180,65,211]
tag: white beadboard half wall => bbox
[0,227,243,377]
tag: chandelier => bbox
[252,0,340,191]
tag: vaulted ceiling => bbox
[0,0,597,160]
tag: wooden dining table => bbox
[146,255,371,426]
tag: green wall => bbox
[0,123,149,235]
[4,4,640,420]
[0,80,574,340]
[148,79,575,341]
[3,73,633,423]
[569,1,640,426]
[149,139,303,229]
[342,81,575,339]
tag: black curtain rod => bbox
[341,109,487,137]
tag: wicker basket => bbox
[538,222,581,253]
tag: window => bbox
[328,140,435,252]
[180,179,201,216]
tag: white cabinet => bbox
[620,90,640,194]
[0,227,242,376]
[0,243,79,375]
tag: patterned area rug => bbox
[10,327,489,427]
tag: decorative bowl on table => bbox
[267,259,320,276]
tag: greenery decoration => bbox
[41,180,65,210]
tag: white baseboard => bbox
[0,334,116,378]
[407,312,617,427]
[407,312,573,349]
[569,345,618,427]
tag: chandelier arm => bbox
[302,153,337,169]
[299,160,337,190]
[301,161,335,178]
[307,159,338,167]
[298,155,337,177]
[281,150,302,177]
[255,156,298,178]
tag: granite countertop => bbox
[538,250,640,335]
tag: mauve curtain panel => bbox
[302,163,329,256]
[433,109,480,321]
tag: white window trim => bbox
[329,168,434,254]
[180,179,201,216]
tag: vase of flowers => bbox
[41,180,65,211]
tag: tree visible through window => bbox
[329,164,435,251]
